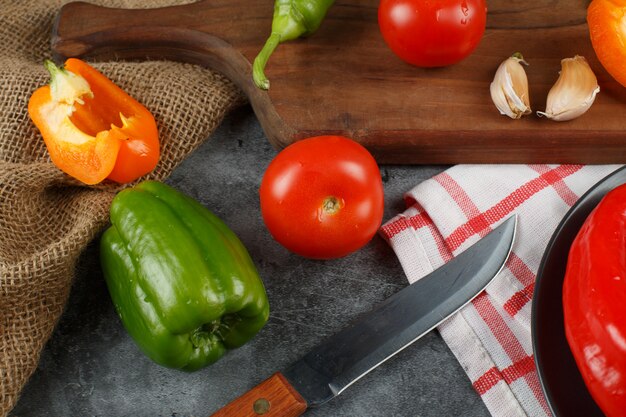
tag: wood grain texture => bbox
[209,372,307,417]
[52,0,626,164]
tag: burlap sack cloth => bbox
[0,1,247,414]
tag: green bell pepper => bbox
[100,181,270,371]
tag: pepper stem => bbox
[44,59,63,79]
[253,33,281,90]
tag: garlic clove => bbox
[490,53,532,119]
[537,55,600,122]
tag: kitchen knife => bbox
[211,215,517,417]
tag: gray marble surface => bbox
[10,106,491,417]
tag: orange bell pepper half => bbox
[28,58,159,185]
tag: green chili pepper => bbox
[253,0,335,90]
[100,181,270,371]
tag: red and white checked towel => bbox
[380,164,621,417]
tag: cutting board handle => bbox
[52,1,252,92]
[210,372,307,417]
[51,0,294,149]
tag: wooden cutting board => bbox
[52,0,626,164]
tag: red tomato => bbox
[260,136,384,260]
[378,0,487,67]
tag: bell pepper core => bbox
[100,181,270,371]
[28,59,159,185]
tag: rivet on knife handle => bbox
[210,372,307,417]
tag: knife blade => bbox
[211,215,517,417]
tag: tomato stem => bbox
[322,196,343,215]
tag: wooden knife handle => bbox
[210,372,307,417]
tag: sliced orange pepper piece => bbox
[28,59,159,185]
[64,58,160,184]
